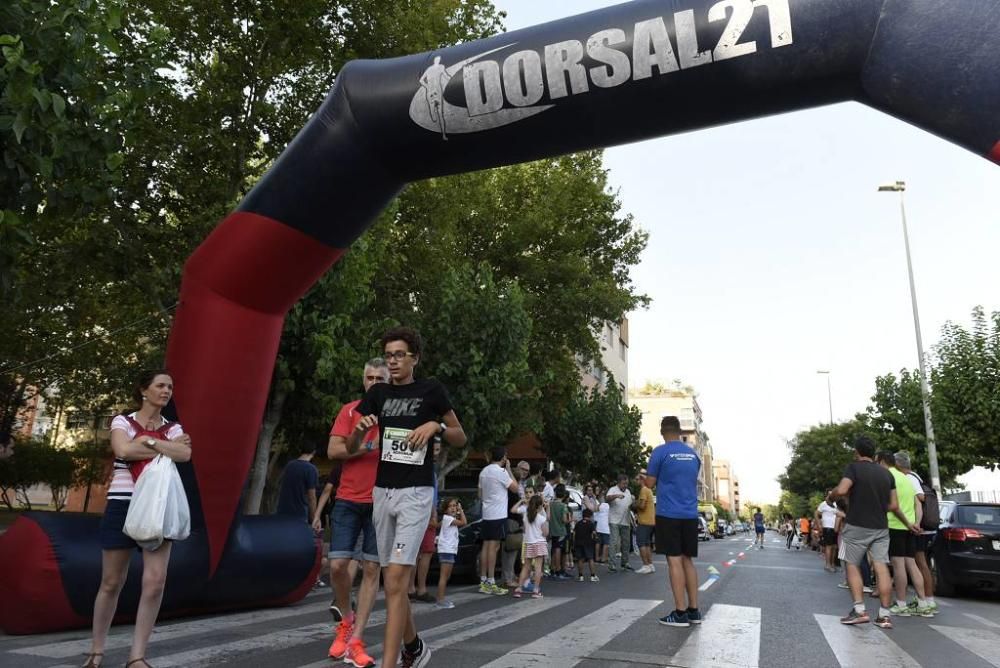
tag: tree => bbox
[386,153,649,425]
[777,420,865,501]
[542,379,648,483]
[931,307,1000,471]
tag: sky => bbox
[493,0,1000,502]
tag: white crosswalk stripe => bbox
[477,598,660,668]
[814,614,921,667]
[931,625,1000,667]
[670,604,760,668]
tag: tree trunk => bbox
[243,384,287,515]
[438,445,470,489]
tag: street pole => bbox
[816,370,833,425]
[878,181,941,494]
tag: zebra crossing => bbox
[3,587,1000,668]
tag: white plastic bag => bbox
[123,455,191,551]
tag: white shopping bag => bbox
[123,455,191,551]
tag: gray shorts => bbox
[372,486,434,567]
[840,523,889,566]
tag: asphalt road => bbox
[3,531,999,667]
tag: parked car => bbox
[931,500,1000,596]
[698,516,710,541]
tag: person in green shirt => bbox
[548,484,571,579]
[877,452,933,617]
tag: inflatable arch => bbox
[1,0,997,634]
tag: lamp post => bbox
[877,181,941,494]
[816,370,833,425]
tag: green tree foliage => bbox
[931,307,1000,471]
[0,438,74,510]
[777,421,863,501]
[542,380,648,483]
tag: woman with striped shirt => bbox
[83,370,192,668]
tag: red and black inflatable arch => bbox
[1,0,997,634]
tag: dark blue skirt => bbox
[99,499,140,550]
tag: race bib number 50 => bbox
[381,427,428,466]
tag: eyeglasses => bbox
[383,351,415,362]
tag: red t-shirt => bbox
[330,399,380,504]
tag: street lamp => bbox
[877,181,941,494]
[816,370,833,425]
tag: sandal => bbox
[512,588,523,598]
[82,653,103,668]
[125,659,153,668]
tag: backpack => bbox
[918,479,940,530]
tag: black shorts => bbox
[574,544,595,561]
[655,517,698,558]
[481,518,507,541]
[822,527,837,546]
[888,528,916,558]
[551,535,566,551]
[916,533,932,552]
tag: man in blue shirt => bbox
[645,416,701,628]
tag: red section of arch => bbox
[166,212,344,574]
[0,517,89,634]
[990,141,1000,164]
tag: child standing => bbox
[574,508,599,582]
[548,484,570,579]
[435,498,466,609]
[512,494,548,599]
[595,493,611,565]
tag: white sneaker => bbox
[648,564,656,573]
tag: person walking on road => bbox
[478,447,520,595]
[606,474,634,572]
[645,416,702,628]
[877,451,934,618]
[348,327,467,668]
[816,493,842,572]
[753,508,766,549]
[323,358,389,667]
[635,470,656,573]
[832,436,914,630]
[595,492,611,565]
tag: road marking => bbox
[931,625,1000,667]
[814,614,920,667]
[671,604,760,667]
[12,590,482,662]
[294,596,572,668]
[962,612,1000,629]
[698,577,718,591]
[476,598,660,667]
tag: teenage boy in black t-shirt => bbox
[348,327,466,668]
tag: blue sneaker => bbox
[658,611,691,627]
[686,608,702,624]
[522,581,535,593]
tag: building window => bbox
[65,412,90,430]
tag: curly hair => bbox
[380,326,423,357]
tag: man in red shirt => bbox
[325,359,389,668]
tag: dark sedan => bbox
[931,501,1000,596]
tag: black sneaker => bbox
[658,611,690,627]
[840,608,870,625]
[400,638,432,668]
[686,608,703,624]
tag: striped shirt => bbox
[107,413,184,501]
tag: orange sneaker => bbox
[344,637,376,668]
[328,620,353,659]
